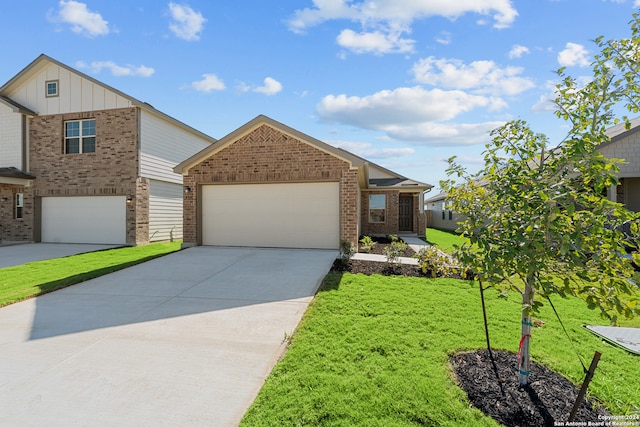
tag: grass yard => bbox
[425,227,465,253]
[0,242,181,307]
[241,273,640,426]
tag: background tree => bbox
[442,14,640,386]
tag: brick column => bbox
[182,176,197,247]
[340,169,359,246]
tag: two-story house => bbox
[0,54,215,245]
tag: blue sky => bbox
[1,0,639,191]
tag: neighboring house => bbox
[424,190,464,231]
[424,119,640,232]
[174,115,433,249]
[599,117,640,212]
[0,54,215,245]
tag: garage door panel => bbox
[41,196,127,244]
[202,183,339,249]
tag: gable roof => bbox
[0,54,216,145]
[173,114,432,190]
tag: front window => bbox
[65,119,96,154]
[46,80,58,97]
[369,194,386,223]
[15,193,23,219]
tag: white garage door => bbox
[41,196,127,244]
[202,183,339,249]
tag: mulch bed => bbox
[331,258,425,277]
[357,236,416,257]
[451,350,610,427]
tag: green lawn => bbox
[241,273,640,426]
[0,242,181,307]
[425,227,465,253]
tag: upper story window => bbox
[46,80,58,97]
[369,194,386,223]
[65,119,96,154]
[15,193,24,219]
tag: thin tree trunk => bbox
[519,276,535,386]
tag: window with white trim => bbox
[369,194,386,223]
[65,119,96,154]
[15,193,23,219]
[46,80,58,97]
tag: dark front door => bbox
[399,195,413,232]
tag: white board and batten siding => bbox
[0,103,23,168]
[140,110,213,241]
[6,62,132,116]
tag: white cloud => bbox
[240,77,283,95]
[49,0,109,37]
[336,29,414,54]
[287,0,517,56]
[317,86,506,145]
[411,57,535,96]
[77,60,154,77]
[383,121,503,145]
[435,31,452,45]
[509,44,529,59]
[168,2,206,41]
[557,42,591,67]
[318,87,495,125]
[191,74,226,92]
[288,0,518,32]
[254,77,283,95]
[328,140,415,158]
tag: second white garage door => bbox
[202,182,340,249]
[41,196,127,244]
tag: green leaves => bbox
[442,12,640,327]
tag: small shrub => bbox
[383,240,408,267]
[387,234,399,243]
[359,235,376,253]
[415,247,464,278]
[338,240,356,266]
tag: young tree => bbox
[443,14,640,386]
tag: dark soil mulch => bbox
[358,236,417,257]
[331,258,425,277]
[451,350,610,427]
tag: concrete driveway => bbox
[0,246,337,426]
[0,243,120,269]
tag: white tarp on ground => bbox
[585,325,640,356]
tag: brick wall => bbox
[29,107,144,245]
[360,190,425,236]
[182,124,358,246]
[0,184,33,242]
[361,190,399,236]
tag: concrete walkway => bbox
[0,243,120,269]
[0,246,337,426]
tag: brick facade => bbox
[360,190,426,237]
[182,124,360,246]
[0,184,33,242]
[25,107,146,245]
